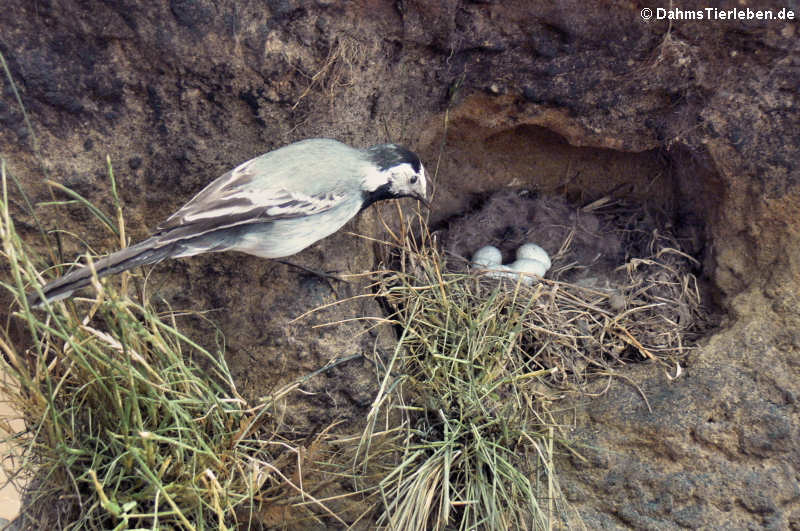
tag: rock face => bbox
[1,0,798,528]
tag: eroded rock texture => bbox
[1,0,798,528]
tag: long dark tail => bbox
[27,238,176,307]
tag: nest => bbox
[396,190,716,390]
[342,190,719,529]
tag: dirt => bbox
[1,0,798,528]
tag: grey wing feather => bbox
[153,139,363,244]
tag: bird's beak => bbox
[417,174,431,209]
[413,193,431,209]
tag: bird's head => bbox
[362,143,429,208]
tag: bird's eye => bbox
[410,175,418,184]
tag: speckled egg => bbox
[509,258,548,278]
[472,245,502,267]
[516,243,551,270]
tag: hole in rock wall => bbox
[426,123,724,371]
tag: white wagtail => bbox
[28,138,428,306]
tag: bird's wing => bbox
[154,158,350,242]
[152,139,369,244]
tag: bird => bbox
[28,138,429,306]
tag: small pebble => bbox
[608,293,626,311]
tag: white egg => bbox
[509,258,548,278]
[484,264,521,282]
[516,243,551,270]
[472,245,502,267]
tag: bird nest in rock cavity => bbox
[354,190,720,529]
[380,189,718,392]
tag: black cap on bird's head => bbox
[362,143,429,208]
[366,143,423,173]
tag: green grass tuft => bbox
[348,214,576,531]
[0,161,284,530]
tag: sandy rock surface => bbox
[1,1,797,527]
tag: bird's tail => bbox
[27,238,175,307]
